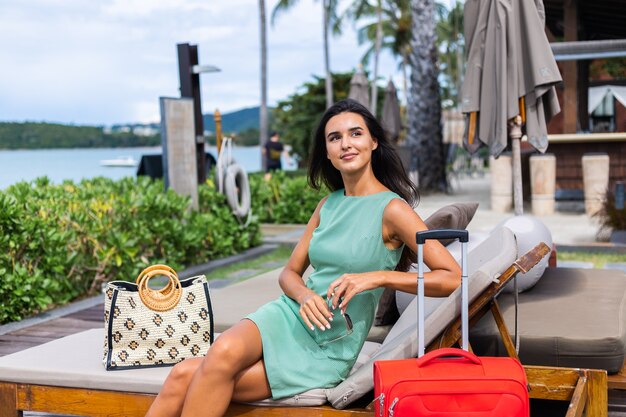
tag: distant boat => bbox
[100,156,138,167]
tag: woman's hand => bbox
[326,272,381,314]
[298,290,333,332]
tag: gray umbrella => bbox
[348,65,370,110]
[461,0,562,215]
[382,80,402,142]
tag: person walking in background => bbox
[263,131,288,180]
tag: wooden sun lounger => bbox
[0,242,609,417]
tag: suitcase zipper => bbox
[372,393,385,417]
[388,397,399,417]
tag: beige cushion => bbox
[0,328,168,394]
[421,202,480,245]
[0,328,381,408]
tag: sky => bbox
[0,0,424,126]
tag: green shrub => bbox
[0,176,260,324]
[249,171,328,224]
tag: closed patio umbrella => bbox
[349,65,370,110]
[382,80,402,142]
[461,0,562,215]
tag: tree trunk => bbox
[402,49,409,107]
[323,0,334,109]
[370,0,383,115]
[259,0,269,171]
[408,0,447,192]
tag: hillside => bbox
[203,106,261,133]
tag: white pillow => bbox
[496,215,553,293]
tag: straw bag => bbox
[103,265,214,370]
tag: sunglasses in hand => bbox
[318,296,354,347]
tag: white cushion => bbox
[496,215,553,293]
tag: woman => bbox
[146,99,460,417]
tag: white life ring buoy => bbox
[224,163,251,218]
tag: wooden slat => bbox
[586,369,609,417]
[17,385,154,417]
[525,365,582,401]
[490,301,519,361]
[15,384,373,417]
[565,376,588,417]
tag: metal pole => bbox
[509,115,524,216]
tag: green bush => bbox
[0,176,260,324]
[249,171,328,224]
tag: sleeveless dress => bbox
[246,189,403,399]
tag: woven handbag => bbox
[103,264,214,370]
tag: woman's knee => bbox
[162,359,198,395]
[201,335,248,375]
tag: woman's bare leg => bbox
[146,319,270,417]
[179,319,269,416]
[146,357,203,417]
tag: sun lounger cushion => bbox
[470,266,626,373]
[0,328,383,407]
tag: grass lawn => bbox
[557,251,626,268]
[205,245,293,282]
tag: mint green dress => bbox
[246,190,404,399]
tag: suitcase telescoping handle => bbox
[415,229,469,357]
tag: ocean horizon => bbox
[0,145,294,190]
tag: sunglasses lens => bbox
[344,313,353,331]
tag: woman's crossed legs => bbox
[146,319,271,417]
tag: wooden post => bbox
[0,382,19,417]
[214,109,223,154]
[159,97,199,210]
[585,369,608,417]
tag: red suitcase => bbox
[373,229,529,417]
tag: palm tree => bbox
[259,0,269,171]
[272,0,340,109]
[436,1,464,109]
[407,0,447,191]
[343,0,384,115]
[349,0,411,103]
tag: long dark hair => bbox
[307,99,419,271]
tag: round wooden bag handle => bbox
[136,265,182,312]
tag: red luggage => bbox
[373,230,529,417]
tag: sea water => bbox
[0,145,293,190]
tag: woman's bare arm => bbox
[327,199,461,312]
[278,197,334,331]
